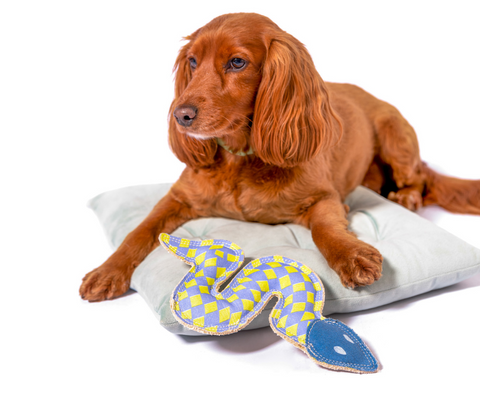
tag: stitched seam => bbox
[178,225,199,238]
[351,210,381,241]
[285,224,302,248]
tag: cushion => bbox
[88,183,480,336]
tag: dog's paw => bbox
[388,188,423,211]
[335,244,383,289]
[79,264,131,302]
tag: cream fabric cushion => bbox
[89,184,480,335]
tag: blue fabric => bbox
[306,318,378,373]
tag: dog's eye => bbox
[229,58,247,71]
[189,58,197,70]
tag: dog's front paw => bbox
[79,263,131,302]
[334,244,383,289]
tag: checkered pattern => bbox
[161,233,325,345]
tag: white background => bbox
[2,1,480,399]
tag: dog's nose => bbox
[173,105,197,127]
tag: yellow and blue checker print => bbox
[160,233,378,374]
[161,233,323,343]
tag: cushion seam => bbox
[352,210,381,241]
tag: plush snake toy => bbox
[161,233,379,374]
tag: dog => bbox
[80,13,480,302]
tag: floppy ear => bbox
[168,32,217,168]
[252,33,341,168]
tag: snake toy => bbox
[161,233,379,374]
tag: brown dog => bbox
[80,13,480,302]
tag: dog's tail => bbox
[422,164,480,215]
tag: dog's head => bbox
[169,13,340,168]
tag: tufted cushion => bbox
[88,183,480,335]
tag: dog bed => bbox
[88,183,480,335]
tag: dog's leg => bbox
[374,113,425,211]
[361,156,385,194]
[80,192,198,302]
[307,197,383,288]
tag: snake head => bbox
[305,318,379,373]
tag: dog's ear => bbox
[168,31,217,168]
[252,33,341,168]
[172,32,197,98]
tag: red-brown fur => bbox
[80,13,480,302]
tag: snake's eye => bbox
[189,57,197,70]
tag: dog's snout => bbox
[174,105,197,127]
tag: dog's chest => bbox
[185,164,319,224]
